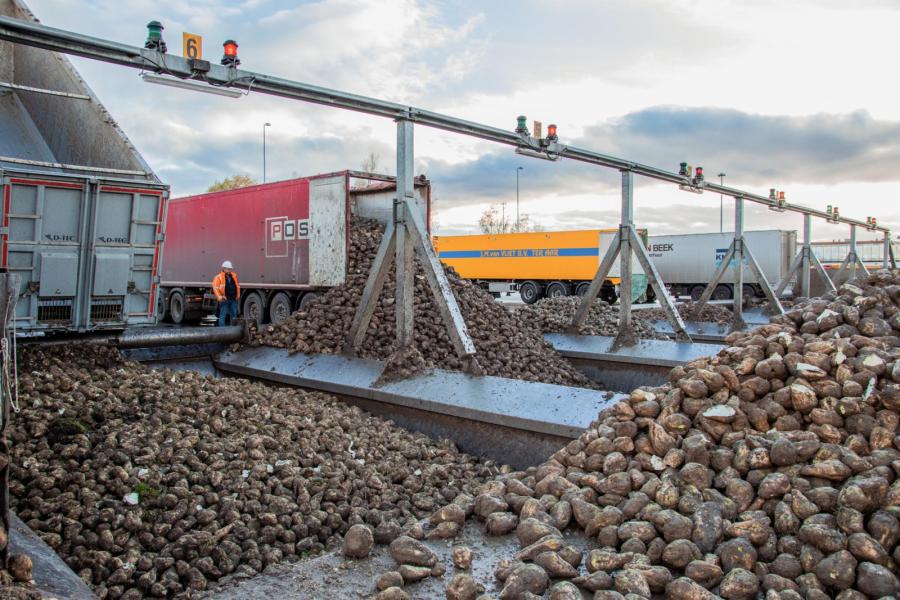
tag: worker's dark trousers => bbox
[218,299,238,326]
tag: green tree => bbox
[207,174,257,193]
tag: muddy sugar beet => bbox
[422,270,900,600]
[254,218,596,389]
[8,345,505,598]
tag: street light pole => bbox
[718,172,726,233]
[263,122,271,183]
[516,166,523,229]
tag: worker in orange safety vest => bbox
[212,260,240,326]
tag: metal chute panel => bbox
[1,0,158,180]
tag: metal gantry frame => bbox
[690,197,785,330]
[0,15,893,353]
[568,171,690,346]
[342,120,481,372]
[834,224,870,284]
[775,214,837,299]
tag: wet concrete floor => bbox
[206,521,595,600]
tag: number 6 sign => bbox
[182,33,202,60]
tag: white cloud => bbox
[15,0,900,246]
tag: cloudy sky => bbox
[21,0,900,241]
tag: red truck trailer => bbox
[159,170,431,326]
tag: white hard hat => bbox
[222,260,233,269]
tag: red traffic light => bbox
[221,40,241,67]
[695,166,703,178]
[546,124,558,140]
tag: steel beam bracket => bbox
[188,58,211,73]
[392,197,405,225]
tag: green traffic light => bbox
[515,115,528,134]
[145,21,167,52]
[146,21,163,42]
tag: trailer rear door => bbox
[1,174,87,329]
[86,183,167,328]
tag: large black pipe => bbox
[113,325,245,349]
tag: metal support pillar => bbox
[395,120,416,349]
[344,121,478,372]
[616,172,635,349]
[835,224,869,284]
[732,198,746,331]
[692,197,783,331]
[888,232,897,269]
[883,231,896,270]
[801,214,812,297]
[775,214,836,298]
[569,171,690,346]
[0,273,20,569]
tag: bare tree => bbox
[360,152,380,173]
[478,204,542,234]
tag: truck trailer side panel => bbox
[162,175,348,290]
[433,229,643,282]
[647,230,796,292]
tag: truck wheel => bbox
[298,292,319,312]
[268,292,292,325]
[242,292,265,327]
[712,284,732,300]
[575,282,590,297]
[519,281,541,305]
[742,284,757,300]
[690,285,706,301]
[156,292,168,321]
[168,291,185,325]
[600,286,618,305]
[545,281,569,298]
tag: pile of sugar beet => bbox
[7,345,505,598]
[513,298,735,339]
[253,218,595,389]
[356,271,900,600]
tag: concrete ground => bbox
[206,521,595,600]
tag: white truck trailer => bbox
[648,230,796,300]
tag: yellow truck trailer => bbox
[434,229,649,304]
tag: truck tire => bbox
[545,281,569,298]
[242,292,265,327]
[600,283,618,304]
[156,292,168,321]
[690,285,706,301]
[519,281,541,305]
[268,292,292,324]
[575,282,590,297]
[298,292,319,312]
[712,284,732,300]
[168,291,186,325]
[742,284,757,300]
